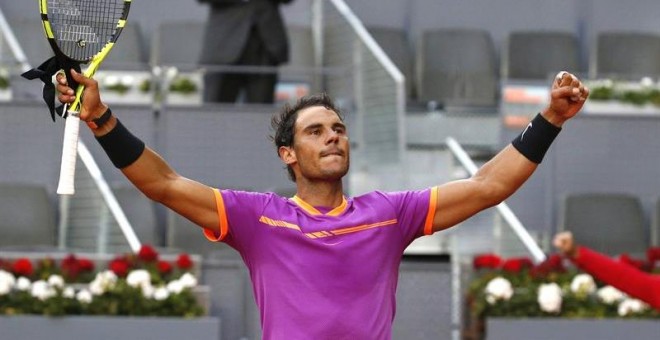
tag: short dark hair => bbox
[270,93,343,182]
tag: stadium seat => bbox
[559,193,648,256]
[594,31,660,79]
[367,26,414,99]
[111,183,160,247]
[504,31,580,80]
[0,183,57,249]
[653,197,660,247]
[416,28,499,108]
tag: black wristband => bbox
[96,118,146,168]
[511,113,561,164]
[87,107,112,129]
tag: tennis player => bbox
[57,69,588,339]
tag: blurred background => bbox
[0,0,659,339]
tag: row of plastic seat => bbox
[369,28,660,108]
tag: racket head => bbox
[39,0,132,64]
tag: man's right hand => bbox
[56,69,108,124]
[553,231,578,258]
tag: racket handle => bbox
[56,112,81,195]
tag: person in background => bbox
[198,0,293,104]
[554,231,660,310]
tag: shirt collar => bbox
[291,195,348,216]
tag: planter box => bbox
[0,315,221,340]
[487,318,660,340]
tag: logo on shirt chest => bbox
[258,215,398,239]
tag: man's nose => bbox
[325,129,340,144]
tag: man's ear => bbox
[279,146,296,165]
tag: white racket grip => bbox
[56,112,81,195]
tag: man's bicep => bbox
[431,179,492,233]
[161,178,221,234]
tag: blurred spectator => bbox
[554,231,660,310]
[198,0,293,104]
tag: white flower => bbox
[76,289,93,304]
[89,270,118,295]
[127,269,151,288]
[166,280,184,294]
[63,286,76,299]
[16,277,31,291]
[640,77,654,88]
[120,75,135,86]
[48,274,65,289]
[538,283,563,313]
[103,75,119,87]
[597,285,625,305]
[153,286,170,301]
[0,270,16,295]
[570,274,597,296]
[178,273,198,289]
[484,277,513,305]
[618,298,648,316]
[31,280,56,301]
[89,279,105,296]
[96,270,118,284]
[141,283,155,299]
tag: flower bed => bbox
[0,245,204,317]
[465,250,660,338]
[468,251,659,318]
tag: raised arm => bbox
[56,70,220,233]
[431,72,589,232]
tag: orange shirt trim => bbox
[203,188,229,242]
[423,186,438,235]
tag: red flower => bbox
[176,253,193,270]
[619,253,646,270]
[529,254,565,279]
[157,261,173,275]
[137,245,159,262]
[473,254,502,270]
[502,257,534,273]
[647,247,660,265]
[61,254,81,278]
[12,258,34,277]
[109,257,130,277]
[78,258,95,272]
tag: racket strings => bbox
[48,0,125,61]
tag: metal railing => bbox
[0,6,31,73]
[58,142,141,254]
[314,0,406,168]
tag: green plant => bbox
[169,77,197,95]
[0,76,8,90]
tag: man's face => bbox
[282,106,350,182]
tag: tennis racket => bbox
[39,0,132,195]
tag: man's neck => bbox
[295,180,344,208]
